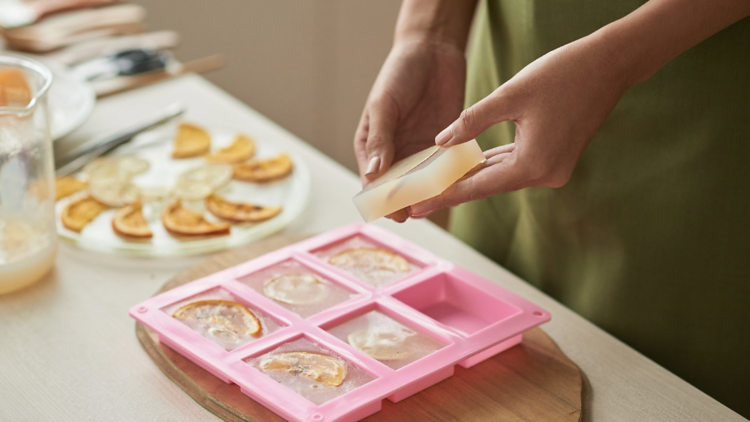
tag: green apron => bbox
[452,1,750,416]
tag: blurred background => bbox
[132,0,401,173]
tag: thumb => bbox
[435,90,514,148]
[364,100,398,180]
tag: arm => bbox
[353,0,477,222]
[409,0,750,217]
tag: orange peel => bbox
[112,202,152,238]
[206,134,256,164]
[205,194,282,223]
[161,200,230,236]
[233,153,293,183]
[172,123,211,158]
[61,195,108,232]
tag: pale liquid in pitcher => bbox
[0,216,56,294]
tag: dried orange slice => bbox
[173,299,261,341]
[206,134,256,163]
[61,196,108,232]
[0,68,32,108]
[263,274,327,305]
[348,328,416,361]
[233,153,293,182]
[329,248,410,273]
[55,176,88,200]
[260,352,346,387]
[205,194,282,223]
[172,123,211,158]
[161,200,230,236]
[112,202,152,238]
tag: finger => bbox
[435,89,515,147]
[354,111,371,182]
[386,209,409,223]
[364,98,398,180]
[484,143,515,159]
[409,153,526,216]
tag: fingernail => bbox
[435,124,454,146]
[365,156,381,176]
[408,207,431,219]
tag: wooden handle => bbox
[92,55,226,97]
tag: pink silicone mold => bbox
[130,223,551,422]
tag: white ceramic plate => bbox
[54,123,310,256]
[45,59,96,141]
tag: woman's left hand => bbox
[408,34,633,218]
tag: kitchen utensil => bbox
[136,234,583,422]
[71,48,172,81]
[0,54,56,294]
[42,31,180,65]
[129,224,552,422]
[92,54,224,97]
[54,102,185,176]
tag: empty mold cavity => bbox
[238,259,358,318]
[391,274,521,337]
[326,309,447,370]
[246,337,376,406]
[313,235,421,287]
[161,288,284,351]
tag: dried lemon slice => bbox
[83,156,149,179]
[178,164,233,190]
[263,274,327,305]
[329,248,410,274]
[173,299,261,340]
[0,68,32,108]
[233,153,293,182]
[161,200,230,236]
[61,196,108,232]
[260,352,346,387]
[89,178,139,207]
[206,134,256,164]
[172,123,211,158]
[112,202,152,238]
[347,328,416,361]
[205,194,282,223]
[137,186,171,202]
[55,176,88,200]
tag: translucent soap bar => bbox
[353,140,485,222]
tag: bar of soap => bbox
[353,140,485,222]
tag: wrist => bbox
[393,0,477,51]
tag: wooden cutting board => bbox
[135,234,586,422]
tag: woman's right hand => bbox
[354,37,467,222]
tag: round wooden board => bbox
[136,234,587,422]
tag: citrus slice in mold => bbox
[206,134,256,163]
[173,299,261,341]
[205,194,282,223]
[112,202,152,238]
[233,153,293,182]
[61,195,108,232]
[260,352,346,387]
[328,248,410,274]
[172,123,211,158]
[347,328,416,361]
[263,274,328,305]
[161,200,230,236]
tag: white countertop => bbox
[0,75,744,422]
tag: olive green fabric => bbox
[452,1,750,416]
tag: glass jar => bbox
[0,54,56,294]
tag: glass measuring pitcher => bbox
[0,54,56,294]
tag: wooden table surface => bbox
[0,75,744,422]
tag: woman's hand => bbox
[408,36,632,218]
[354,38,466,222]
